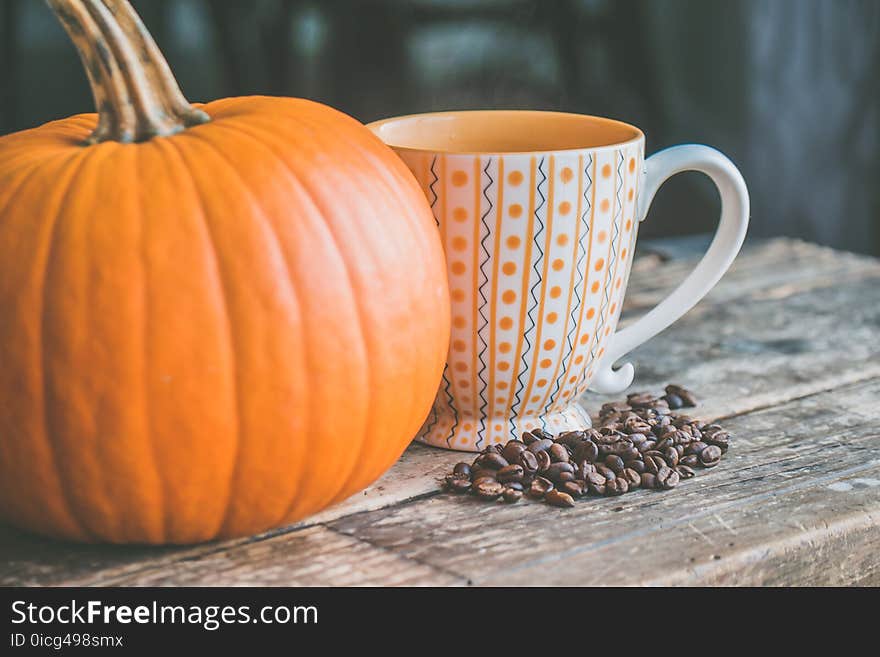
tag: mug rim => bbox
[366,109,645,156]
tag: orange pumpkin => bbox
[0,0,449,544]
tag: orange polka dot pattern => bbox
[396,143,643,450]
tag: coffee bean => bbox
[470,467,496,482]
[596,464,617,481]
[517,450,539,474]
[628,459,646,474]
[656,466,679,489]
[528,476,554,499]
[708,435,729,453]
[453,462,471,478]
[649,399,671,414]
[527,438,554,454]
[644,455,662,474]
[686,441,708,456]
[605,454,625,473]
[680,454,700,467]
[574,440,599,463]
[474,480,504,499]
[545,489,576,508]
[535,450,552,472]
[661,470,680,489]
[445,475,471,493]
[546,461,574,478]
[663,446,679,467]
[665,384,697,407]
[497,464,525,483]
[562,480,585,498]
[502,440,527,463]
[628,432,647,445]
[656,465,672,484]
[549,443,570,463]
[663,393,684,410]
[675,465,696,479]
[623,468,641,488]
[703,427,730,453]
[625,417,653,434]
[605,478,628,496]
[700,445,722,467]
[557,431,586,447]
[599,426,623,439]
[673,415,695,428]
[532,428,555,441]
[627,392,656,406]
[478,452,509,470]
[503,487,523,503]
[640,473,657,489]
[472,475,498,488]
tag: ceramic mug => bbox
[368,111,748,451]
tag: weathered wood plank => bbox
[637,479,880,586]
[624,238,880,314]
[101,526,462,587]
[1,239,877,586]
[586,268,880,422]
[485,461,880,586]
[0,528,186,587]
[327,379,880,586]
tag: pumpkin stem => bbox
[47,0,210,144]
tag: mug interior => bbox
[367,110,643,154]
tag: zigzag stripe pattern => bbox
[427,155,458,447]
[550,154,593,408]
[474,158,494,447]
[418,156,443,442]
[511,157,547,436]
[441,367,457,448]
[419,397,440,442]
[588,150,623,368]
[428,155,440,226]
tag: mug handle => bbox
[589,144,750,395]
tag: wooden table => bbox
[3,238,880,586]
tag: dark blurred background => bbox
[2,0,879,254]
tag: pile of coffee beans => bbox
[442,385,730,508]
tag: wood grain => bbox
[623,238,880,314]
[590,252,880,421]
[329,378,880,586]
[2,239,878,586]
[104,526,463,587]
